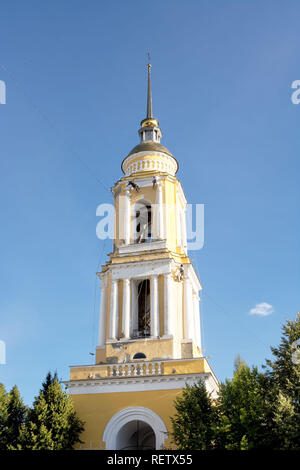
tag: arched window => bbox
[133,352,146,360]
[137,279,150,337]
[134,201,152,243]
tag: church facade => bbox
[65,63,218,450]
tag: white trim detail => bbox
[124,189,130,245]
[103,406,168,450]
[65,372,218,398]
[150,275,159,337]
[122,278,130,339]
[164,272,172,336]
[110,258,173,281]
[97,281,107,347]
[184,277,193,340]
[110,279,119,339]
[118,239,167,255]
[122,151,178,177]
[157,181,165,239]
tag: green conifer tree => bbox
[5,386,27,449]
[170,379,218,450]
[22,372,84,450]
[216,361,271,450]
[0,384,28,450]
[0,383,8,449]
[264,313,300,449]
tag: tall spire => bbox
[147,54,153,119]
[140,55,160,134]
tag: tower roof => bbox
[123,58,176,168]
[126,141,173,158]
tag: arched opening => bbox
[133,352,146,360]
[116,420,155,450]
[137,279,150,337]
[103,406,168,450]
[134,201,152,243]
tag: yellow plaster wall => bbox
[71,388,182,450]
[163,359,206,375]
[106,338,174,363]
[95,348,106,364]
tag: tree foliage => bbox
[263,312,300,449]
[170,379,217,450]
[170,314,300,450]
[216,362,271,449]
[0,384,27,449]
[0,372,84,450]
[21,372,84,450]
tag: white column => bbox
[98,281,107,347]
[176,205,182,247]
[157,181,165,240]
[184,277,193,340]
[150,275,159,337]
[193,293,201,350]
[124,189,130,245]
[164,273,172,336]
[181,207,187,252]
[109,279,118,339]
[192,292,200,348]
[122,278,130,339]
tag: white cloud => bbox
[249,302,274,316]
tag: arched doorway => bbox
[103,406,168,450]
[116,420,155,450]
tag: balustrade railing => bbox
[107,361,163,378]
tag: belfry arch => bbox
[137,279,150,336]
[134,200,152,243]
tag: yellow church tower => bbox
[66,62,219,450]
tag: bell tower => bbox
[66,62,218,450]
[96,61,202,364]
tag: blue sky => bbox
[0,0,299,404]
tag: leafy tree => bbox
[170,316,300,451]
[265,313,300,400]
[170,379,217,450]
[216,361,271,450]
[21,372,84,450]
[263,313,300,449]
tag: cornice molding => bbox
[64,372,218,396]
[122,151,178,177]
